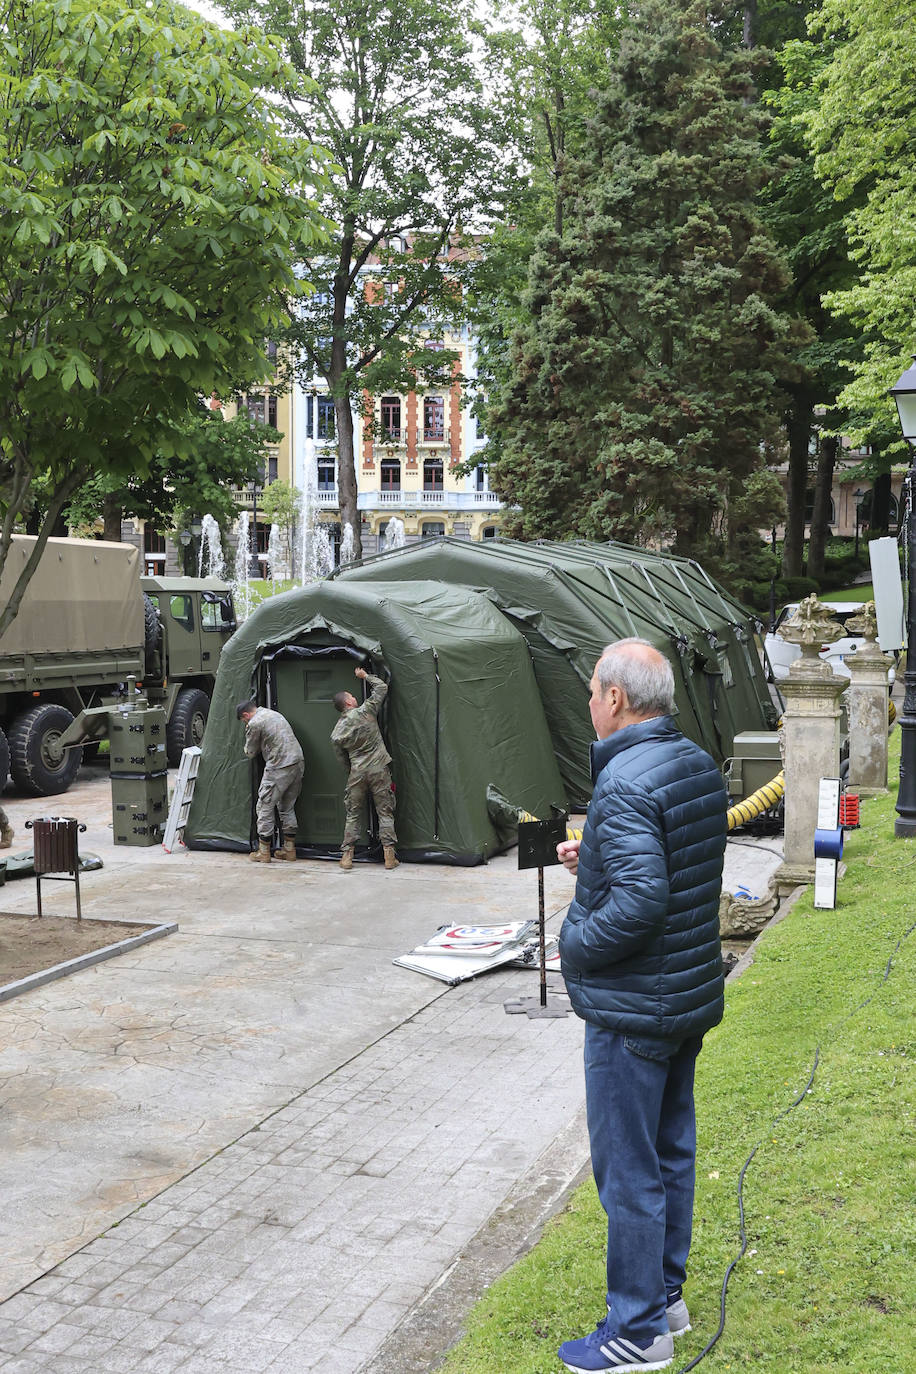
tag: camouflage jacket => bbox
[331,674,392,775]
[244,707,304,772]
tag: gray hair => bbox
[594,638,675,716]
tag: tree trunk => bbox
[871,467,891,533]
[782,395,812,577]
[334,395,360,562]
[807,433,838,581]
[102,497,123,543]
[743,0,757,48]
[329,229,361,563]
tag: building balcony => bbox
[315,488,338,506]
[357,490,502,512]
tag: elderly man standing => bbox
[555,638,727,1374]
[236,700,305,864]
[331,666,398,871]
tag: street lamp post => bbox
[854,487,864,559]
[178,528,192,577]
[190,517,203,579]
[889,356,916,836]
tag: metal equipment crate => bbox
[108,707,168,776]
[112,773,169,846]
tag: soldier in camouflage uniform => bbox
[331,667,398,870]
[236,701,305,863]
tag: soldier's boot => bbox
[273,834,298,861]
[383,845,399,870]
[0,824,13,850]
[339,846,354,872]
[249,838,272,863]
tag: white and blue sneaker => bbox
[558,1316,674,1372]
[665,1292,691,1337]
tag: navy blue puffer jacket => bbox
[559,715,727,1040]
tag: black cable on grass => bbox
[675,921,916,1373]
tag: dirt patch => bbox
[0,913,158,987]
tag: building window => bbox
[475,464,486,491]
[380,396,401,441]
[423,457,443,491]
[266,340,278,364]
[422,522,445,538]
[317,395,335,440]
[423,395,445,442]
[246,394,278,427]
[804,491,836,526]
[317,458,336,490]
[482,525,497,539]
[143,525,166,574]
[267,454,278,483]
[381,457,401,491]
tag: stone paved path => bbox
[0,769,782,1373]
[0,965,586,1374]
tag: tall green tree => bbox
[487,0,795,561]
[0,0,329,638]
[466,0,625,487]
[64,404,280,544]
[760,28,863,579]
[223,0,507,560]
[802,0,916,460]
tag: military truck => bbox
[0,535,236,796]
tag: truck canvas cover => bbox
[184,579,566,863]
[0,536,143,656]
[337,538,775,808]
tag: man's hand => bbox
[557,838,580,877]
[354,667,368,680]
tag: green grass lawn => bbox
[825,584,874,603]
[439,736,915,1374]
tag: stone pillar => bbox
[773,596,848,893]
[842,601,892,794]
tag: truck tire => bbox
[143,593,162,677]
[0,728,9,793]
[166,687,210,767]
[8,704,83,797]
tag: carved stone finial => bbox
[778,594,845,678]
[844,599,879,644]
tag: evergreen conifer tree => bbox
[488,0,796,558]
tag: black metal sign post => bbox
[504,815,572,1019]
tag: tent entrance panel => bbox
[270,653,369,851]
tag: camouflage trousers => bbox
[343,765,397,848]
[256,761,304,839]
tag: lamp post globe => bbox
[889,356,916,836]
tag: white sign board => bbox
[813,778,842,910]
[869,536,905,651]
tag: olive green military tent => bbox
[337,538,775,808]
[184,579,565,863]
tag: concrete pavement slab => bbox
[0,764,784,1370]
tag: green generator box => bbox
[112,771,169,846]
[108,707,168,776]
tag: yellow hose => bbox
[726,771,784,832]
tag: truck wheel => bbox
[8,704,83,797]
[166,687,210,767]
[0,728,9,793]
[143,593,162,676]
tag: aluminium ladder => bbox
[162,746,201,853]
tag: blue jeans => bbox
[584,1023,703,1343]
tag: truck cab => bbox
[140,576,236,765]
